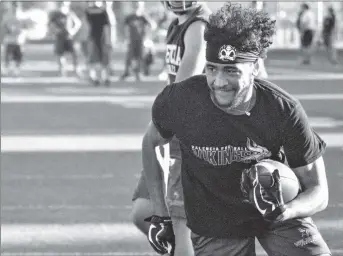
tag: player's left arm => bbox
[174,20,207,83]
[277,156,328,222]
[103,6,117,46]
[276,103,329,222]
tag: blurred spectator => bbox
[1,2,28,76]
[120,2,156,81]
[73,2,91,75]
[322,6,339,64]
[85,1,117,86]
[48,1,81,76]
[297,3,316,64]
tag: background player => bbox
[1,2,28,77]
[131,1,211,255]
[48,1,81,77]
[120,2,155,81]
[85,1,116,86]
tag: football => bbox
[254,159,301,203]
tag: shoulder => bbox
[160,75,207,100]
[183,20,206,45]
[175,75,207,95]
[254,78,300,111]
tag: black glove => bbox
[144,215,175,255]
[241,166,285,222]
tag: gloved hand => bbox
[241,166,285,222]
[270,151,286,163]
[144,215,175,255]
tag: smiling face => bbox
[205,61,258,109]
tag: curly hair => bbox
[204,3,276,58]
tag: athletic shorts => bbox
[5,43,22,63]
[127,42,144,60]
[191,217,331,256]
[55,37,75,56]
[88,39,110,65]
[301,30,314,48]
[132,158,185,219]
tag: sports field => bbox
[1,45,343,256]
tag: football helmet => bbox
[163,1,199,13]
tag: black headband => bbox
[206,43,259,64]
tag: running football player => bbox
[143,3,331,256]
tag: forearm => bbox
[285,185,328,219]
[142,134,169,216]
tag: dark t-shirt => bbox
[124,14,150,44]
[152,75,326,238]
[323,14,335,35]
[85,6,110,42]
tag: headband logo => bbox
[218,45,237,61]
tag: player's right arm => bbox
[143,85,177,216]
[174,20,207,83]
[142,121,171,216]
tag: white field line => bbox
[1,203,342,212]
[1,76,163,84]
[2,174,118,180]
[1,220,343,247]
[0,134,142,152]
[2,73,343,85]
[2,251,343,256]
[1,133,343,153]
[0,253,159,256]
[0,95,156,104]
[2,252,343,256]
[308,117,343,128]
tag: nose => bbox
[213,71,228,89]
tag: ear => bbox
[252,59,260,77]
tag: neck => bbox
[177,6,200,24]
[177,14,189,24]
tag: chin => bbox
[214,97,233,108]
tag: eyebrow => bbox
[206,63,240,71]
